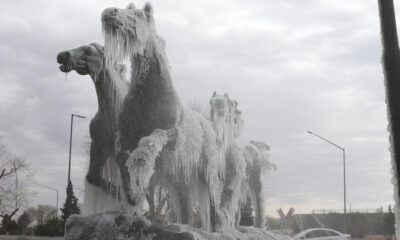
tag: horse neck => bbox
[126,42,182,137]
[130,42,175,95]
[94,68,127,115]
[212,114,236,146]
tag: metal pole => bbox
[67,114,86,184]
[343,148,347,233]
[68,114,73,183]
[15,169,18,210]
[56,189,59,218]
[307,131,347,233]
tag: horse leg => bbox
[198,177,222,232]
[115,150,137,206]
[248,188,265,228]
[159,174,182,223]
[177,182,193,225]
[86,139,110,191]
[219,149,245,229]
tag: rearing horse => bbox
[57,43,129,206]
[102,3,223,230]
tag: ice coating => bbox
[243,142,269,228]
[209,92,245,230]
[102,3,158,66]
[56,43,130,215]
[126,129,168,207]
[101,2,227,230]
[209,92,276,229]
[56,2,279,234]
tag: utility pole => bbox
[378,1,400,237]
[15,168,18,210]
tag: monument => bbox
[57,3,284,240]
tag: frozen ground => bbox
[64,211,291,240]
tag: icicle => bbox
[126,129,168,206]
[83,156,124,215]
[65,72,68,81]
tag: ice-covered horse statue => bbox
[101,2,224,230]
[209,92,246,231]
[209,92,276,229]
[57,43,129,214]
[242,140,276,228]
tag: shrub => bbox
[34,217,63,236]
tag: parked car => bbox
[293,228,351,240]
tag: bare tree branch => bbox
[0,159,25,181]
[0,141,34,218]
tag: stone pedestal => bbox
[65,211,289,240]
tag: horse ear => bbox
[126,3,136,9]
[143,2,154,15]
[212,91,217,97]
[224,93,229,98]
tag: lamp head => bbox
[73,114,86,119]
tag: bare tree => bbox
[26,205,57,224]
[0,145,27,181]
[0,141,34,219]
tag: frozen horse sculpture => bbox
[59,4,290,240]
[209,92,246,231]
[242,140,276,228]
[209,92,276,229]
[101,2,224,230]
[57,43,129,214]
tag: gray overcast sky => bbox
[0,0,396,217]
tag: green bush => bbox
[34,217,64,236]
[17,211,31,234]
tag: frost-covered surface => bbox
[60,2,278,235]
[389,138,400,239]
[101,2,228,231]
[57,43,130,216]
[156,108,225,230]
[209,92,276,229]
[242,141,275,228]
[65,212,153,240]
[65,211,290,240]
[126,129,168,209]
[209,92,244,230]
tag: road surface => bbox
[0,235,63,240]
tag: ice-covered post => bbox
[378,1,400,238]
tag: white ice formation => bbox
[59,2,278,235]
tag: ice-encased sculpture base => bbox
[65,211,289,240]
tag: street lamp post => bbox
[307,131,347,233]
[67,114,86,184]
[32,182,59,217]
